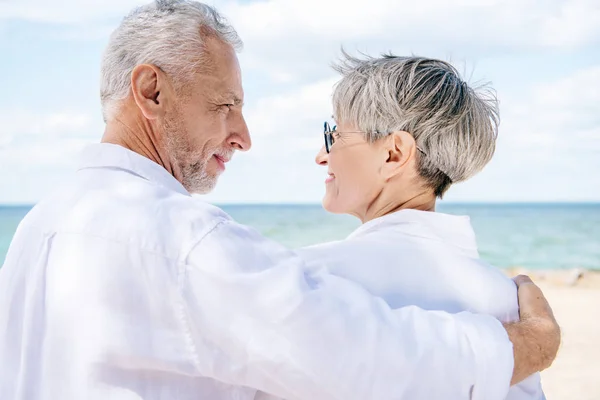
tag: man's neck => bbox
[102,115,178,179]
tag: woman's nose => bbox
[315,145,328,166]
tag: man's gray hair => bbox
[100,0,242,122]
[332,52,499,197]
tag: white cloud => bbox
[0,111,100,208]
[226,0,600,48]
[532,66,600,128]
[0,0,599,203]
[1,137,94,166]
[245,77,336,139]
[500,65,600,151]
[0,0,148,24]
[442,64,600,202]
[0,110,96,147]
[539,0,600,47]
[224,0,600,84]
[3,0,598,53]
[0,130,96,204]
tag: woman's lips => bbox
[325,173,335,184]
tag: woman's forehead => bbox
[335,120,360,131]
[331,114,363,130]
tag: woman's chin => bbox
[322,196,344,214]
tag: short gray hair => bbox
[332,52,499,197]
[100,0,242,122]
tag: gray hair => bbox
[100,0,242,122]
[332,52,499,197]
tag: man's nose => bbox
[229,113,251,151]
[315,145,328,166]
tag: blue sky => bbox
[0,0,599,204]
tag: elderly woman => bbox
[256,55,544,400]
[292,55,543,399]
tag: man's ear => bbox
[381,131,417,179]
[130,64,171,120]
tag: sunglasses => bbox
[323,122,365,153]
[323,121,428,156]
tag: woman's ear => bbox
[382,131,417,179]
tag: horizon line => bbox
[1,201,600,208]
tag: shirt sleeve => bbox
[179,219,514,400]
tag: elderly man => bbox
[0,1,559,400]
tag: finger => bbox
[516,279,555,320]
[513,274,534,287]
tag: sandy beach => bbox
[507,269,600,399]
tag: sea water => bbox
[1,203,599,270]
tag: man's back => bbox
[0,144,258,399]
[297,209,544,400]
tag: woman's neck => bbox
[357,190,436,224]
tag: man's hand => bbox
[504,275,561,385]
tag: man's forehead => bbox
[207,88,243,106]
[195,39,243,102]
[195,73,244,104]
[223,89,244,105]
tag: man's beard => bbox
[163,113,217,195]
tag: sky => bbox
[0,0,599,204]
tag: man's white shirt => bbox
[0,143,514,399]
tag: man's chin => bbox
[182,175,218,195]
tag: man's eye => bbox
[215,104,233,113]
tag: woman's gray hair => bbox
[100,0,242,122]
[332,52,499,197]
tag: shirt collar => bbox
[77,143,190,196]
[347,209,479,256]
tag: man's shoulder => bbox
[24,176,233,262]
[86,192,233,260]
